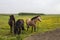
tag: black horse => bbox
[14,19,25,35]
[8,15,15,33]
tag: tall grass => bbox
[0,15,60,40]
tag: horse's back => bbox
[15,19,24,27]
[19,19,24,25]
[26,18,34,25]
[26,18,31,23]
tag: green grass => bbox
[0,15,60,40]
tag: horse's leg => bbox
[31,26,33,32]
[14,26,17,34]
[18,27,21,35]
[27,25,29,31]
[34,25,36,32]
[12,22,15,34]
[22,24,25,30]
[10,25,12,33]
[10,22,14,34]
[14,27,16,34]
[14,25,19,35]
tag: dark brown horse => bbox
[8,15,15,33]
[14,19,25,35]
[26,15,42,32]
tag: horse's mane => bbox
[31,15,40,20]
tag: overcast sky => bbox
[0,0,60,14]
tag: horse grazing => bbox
[14,19,25,35]
[26,15,42,32]
[8,15,15,33]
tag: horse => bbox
[8,15,15,33]
[14,19,25,35]
[26,15,42,32]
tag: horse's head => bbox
[10,15,14,18]
[37,16,42,22]
[31,15,42,22]
[10,15,14,19]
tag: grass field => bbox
[0,14,60,40]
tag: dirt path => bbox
[24,28,60,40]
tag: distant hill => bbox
[0,12,45,16]
[18,12,45,15]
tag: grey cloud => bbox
[0,0,60,14]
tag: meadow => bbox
[0,14,60,40]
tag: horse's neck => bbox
[31,19,37,24]
[10,18,15,23]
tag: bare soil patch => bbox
[24,28,60,40]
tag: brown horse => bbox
[8,15,15,33]
[26,15,42,32]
